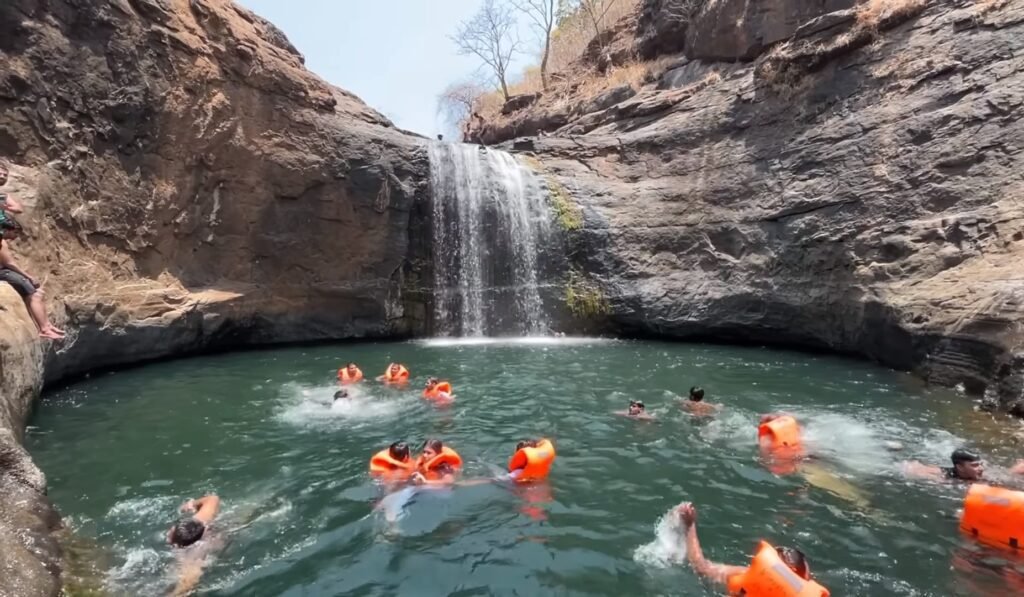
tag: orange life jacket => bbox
[508,439,556,482]
[960,483,1024,551]
[416,446,463,480]
[383,364,410,384]
[369,449,414,479]
[423,381,453,399]
[726,541,830,597]
[338,367,364,384]
[758,416,803,451]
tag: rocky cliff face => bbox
[0,1,430,594]
[500,0,1024,411]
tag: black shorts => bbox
[0,268,36,297]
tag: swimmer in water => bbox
[682,386,718,416]
[615,399,655,420]
[904,448,985,482]
[423,377,454,401]
[333,389,349,402]
[167,494,221,597]
[338,362,363,384]
[377,362,410,384]
[676,502,828,595]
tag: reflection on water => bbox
[25,340,1024,596]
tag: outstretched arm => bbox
[901,461,942,479]
[678,504,747,584]
[1,194,24,214]
[182,495,220,525]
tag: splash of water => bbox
[633,504,689,568]
[428,143,554,336]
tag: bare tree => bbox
[452,0,521,101]
[579,0,619,38]
[510,0,558,90]
[437,79,487,137]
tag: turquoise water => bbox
[26,339,1024,596]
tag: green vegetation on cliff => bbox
[564,270,609,318]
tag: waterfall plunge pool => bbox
[27,340,1024,596]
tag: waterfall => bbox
[428,142,554,337]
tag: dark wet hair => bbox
[389,441,410,461]
[689,386,705,402]
[515,439,538,452]
[629,400,645,410]
[426,377,439,386]
[776,546,809,579]
[346,362,357,368]
[435,462,455,475]
[423,438,443,453]
[952,448,981,466]
[170,519,206,547]
[333,390,348,400]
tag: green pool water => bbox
[26,339,1024,596]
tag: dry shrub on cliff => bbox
[974,0,1009,14]
[855,0,927,28]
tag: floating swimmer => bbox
[423,378,454,401]
[412,439,463,484]
[757,413,806,475]
[370,441,415,481]
[333,390,349,402]
[683,386,718,417]
[378,363,410,385]
[502,438,556,482]
[338,363,363,384]
[615,399,655,420]
[676,502,830,596]
[903,448,985,483]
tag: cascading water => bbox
[428,142,555,336]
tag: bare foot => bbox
[39,329,64,340]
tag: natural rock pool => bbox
[27,339,1024,596]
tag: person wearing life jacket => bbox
[423,377,454,401]
[338,363,363,384]
[504,438,556,482]
[369,441,415,480]
[677,502,829,596]
[378,363,410,385]
[411,438,463,485]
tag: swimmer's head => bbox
[628,400,645,416]
[389,441,410,462]
[425,377,439,388]
[689,386,705,402]
[389,363,401,374]
[422,438,443,460]
[346,363,358,372]
[168,518,205,548]
[776,546,810,579]
[515,439,538,452]
[333,390,349,401]
[952,448,984,480]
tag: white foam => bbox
[415,336,614,348]
[633,505,688,568]
[107,496,178,523]
[275,382,408,428]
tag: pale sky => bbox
[238,0,536,138]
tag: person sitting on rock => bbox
[0,216,65,340]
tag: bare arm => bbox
[902,461,942,479]
[1012,460,1024,476]
[191,495,220,525]
[678,504,747,584]
[1,194,24,214]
